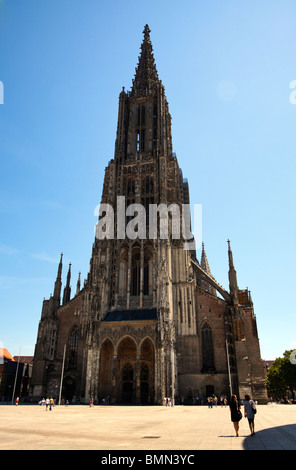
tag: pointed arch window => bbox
[142,176,154,195]
[143,245,153,296]
[201,322,216,373]
[140,129,145,152]
[129,244,153,297]
[142,176,154,225]
[143,261,149,296]
[131,245,141,296]
[136,105,146,152]
[119,246,128,297]
[137,105,146,126]
[126,177,135,197]
[125,177,136,224]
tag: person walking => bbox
[229,395,242,437]
[244,394,256,436]
[49,397,54,411]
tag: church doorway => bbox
[117,337,137,404]
[206,384,215,397]
[63,376,76,401]
[116,336,155,404]
[121,363,134,403]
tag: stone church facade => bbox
[30,26,267,405]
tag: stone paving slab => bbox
[0,404,295,451]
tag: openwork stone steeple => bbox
[114,24,173,161]
[131,25,160,97]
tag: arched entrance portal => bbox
[116,336,155,404]
[63,376,76,401]
[117,337,137,404]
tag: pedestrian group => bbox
[229,394,257,437]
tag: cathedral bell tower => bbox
[30,24,268,405]
[81,25,196,405]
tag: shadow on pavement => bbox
[243,423,296,450]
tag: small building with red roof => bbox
[0,348,33,402]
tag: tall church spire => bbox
[200,243,217,296]
[63,263,71,305]
[227,240,239,304]
[53,253,63,301]
[131,24,160,97]
[114,25,173,160]
[200,243,211,274]
[76,272,81,295]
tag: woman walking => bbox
[229,395,242,437]
[244,394,256,436]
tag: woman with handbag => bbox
[229,395,242,437]
[244,394,256,436]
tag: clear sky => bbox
[0,0,295,360]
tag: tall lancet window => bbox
[137,105,146,126]
[69,327,79,368]
[136,105,146,152]
[201,322,216,373]
[143,244,153,296]
[124,177,136,224]
[126,177,135,198]
[141,176,154,225]
[119,246,128,297]
[131,245,141,296]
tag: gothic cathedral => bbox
[30,26,267,405]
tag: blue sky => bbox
[0,0,295,360]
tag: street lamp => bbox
[226,340,232,397]
[58,345,66,405]
[11,346,21,405]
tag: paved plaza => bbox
[0,403,295,451]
